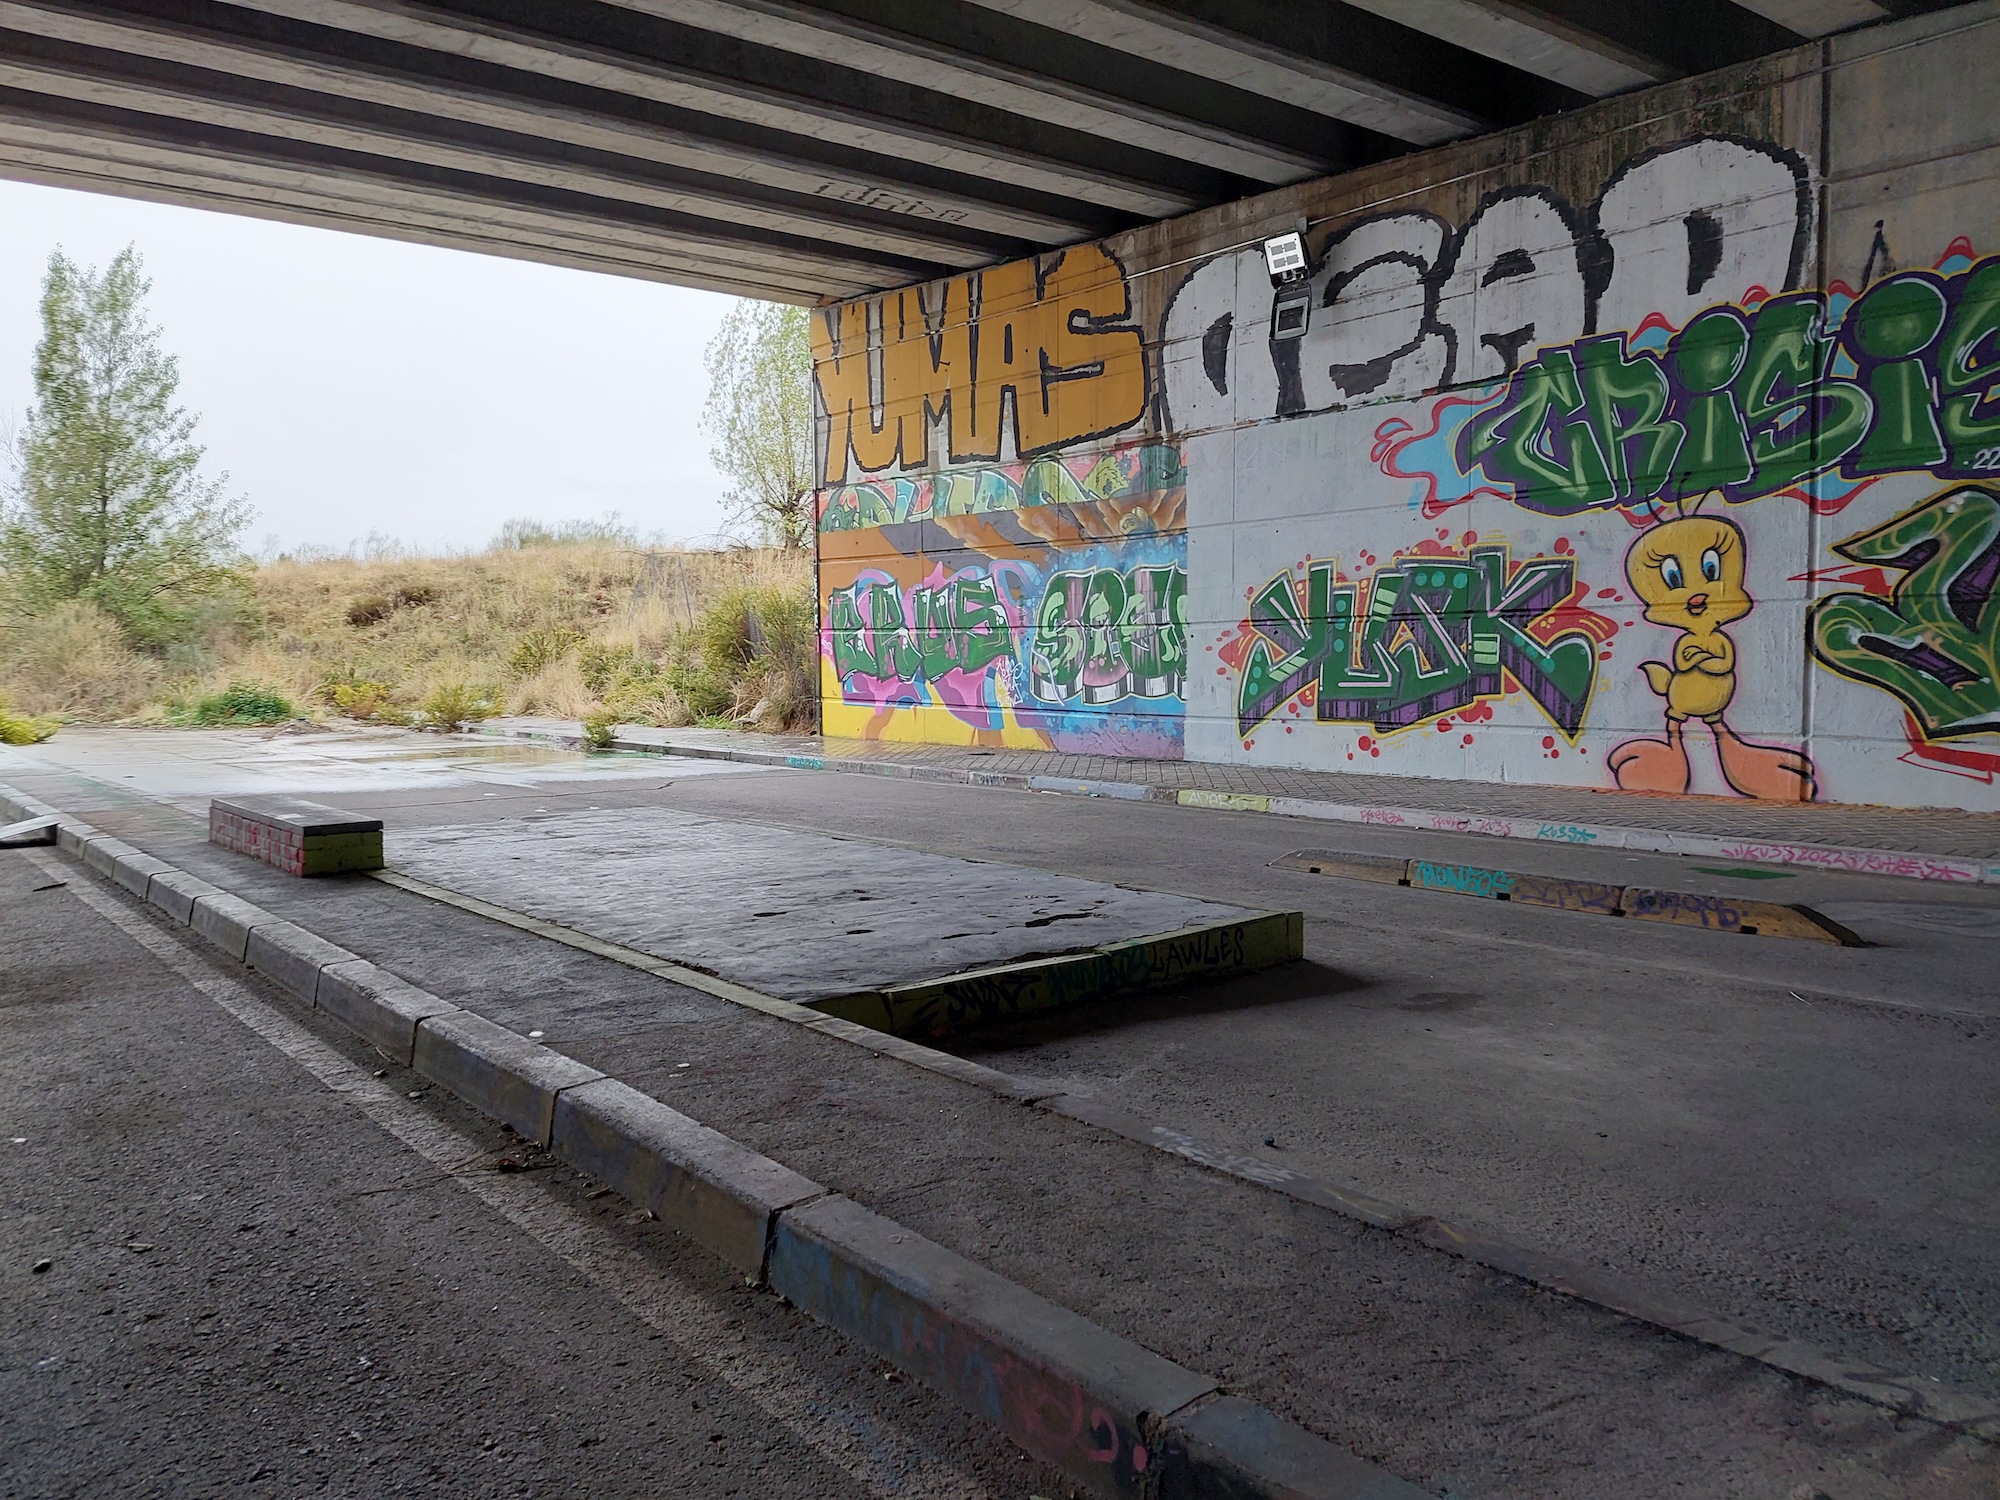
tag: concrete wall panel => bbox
[812,8,2000,810]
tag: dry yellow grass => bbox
[0,542,815,729]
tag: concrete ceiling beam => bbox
[1729,0,1888,35]
[599,0,1338,181]
[959,0,1501,144]
[0,40,1028,268]
[0,148,839,299]
[0,91,927,291]
[220,0,1218,216]
[0,0,1114,245]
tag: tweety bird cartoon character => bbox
[1607,504,1817,801]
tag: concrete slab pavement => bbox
[389,806,1256,1002]
[480,717,2000,881]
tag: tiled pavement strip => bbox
[481,719,2000,870]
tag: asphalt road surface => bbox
[0,842,1066,1500]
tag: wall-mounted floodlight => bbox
[1264,231,1312,341]
[1263,231,1308,284]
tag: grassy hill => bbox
[0,541,815,735]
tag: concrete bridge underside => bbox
[0,0,1969,302]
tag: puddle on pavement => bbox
[9,726,769,801]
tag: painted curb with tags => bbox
[1269,850,1865,945]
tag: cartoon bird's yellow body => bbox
[1647,629,1736,720]
[1609,512,1816,801]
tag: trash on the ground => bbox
[124,1242,154,1253]
[32,1258,51,1273]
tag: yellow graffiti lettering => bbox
[812,301,898,483]
[814,244,1146,484]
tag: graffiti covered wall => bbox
[812,5,2000,809]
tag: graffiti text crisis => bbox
[1459,259,2000,516]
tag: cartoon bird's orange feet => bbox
[1715,725,1817,801]
[1608,726,1690,794]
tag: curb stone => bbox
[315,958,460,1066]
[246,921,363,1001]
[0,779,1428,1499]
[551,1078,825,1280]
[474,723,2000,887]
[411,1010,604,1146]
[767,1192,1219,1500]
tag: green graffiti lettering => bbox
[1736,292,1872,494]
[1668,308,1756,493]
[1576,337,1686,504]
[1461,348,1615,511]
[1810,485,2000,738]
[1938,261,2000,470]
[1032,565,1188,704]
[1237,545,1596,737]
[1454,255,2000,514]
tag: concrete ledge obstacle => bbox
[210,795,383,876]
[1273,849,1864,945]
[810,909,1305,1038]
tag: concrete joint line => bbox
[17,788,1428,1497]
[348,839,2000,1440]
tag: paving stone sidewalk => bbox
[488,718,2000,861]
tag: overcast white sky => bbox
[0,178,741,556]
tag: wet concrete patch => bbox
[389,807,1251,1002]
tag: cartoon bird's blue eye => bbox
[1701,548,1721,582]
[1660,557,1684,590]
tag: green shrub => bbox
[580,707,619,750]
[508,627,585,678]
[184,681,294,726]
[578,641,649,695]
[669,583,817,731]
[330,679,402,722]
[418,681,501,733]
[0,692,59,744]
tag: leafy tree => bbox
[1,246,249,648]
[700,300,813,548]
